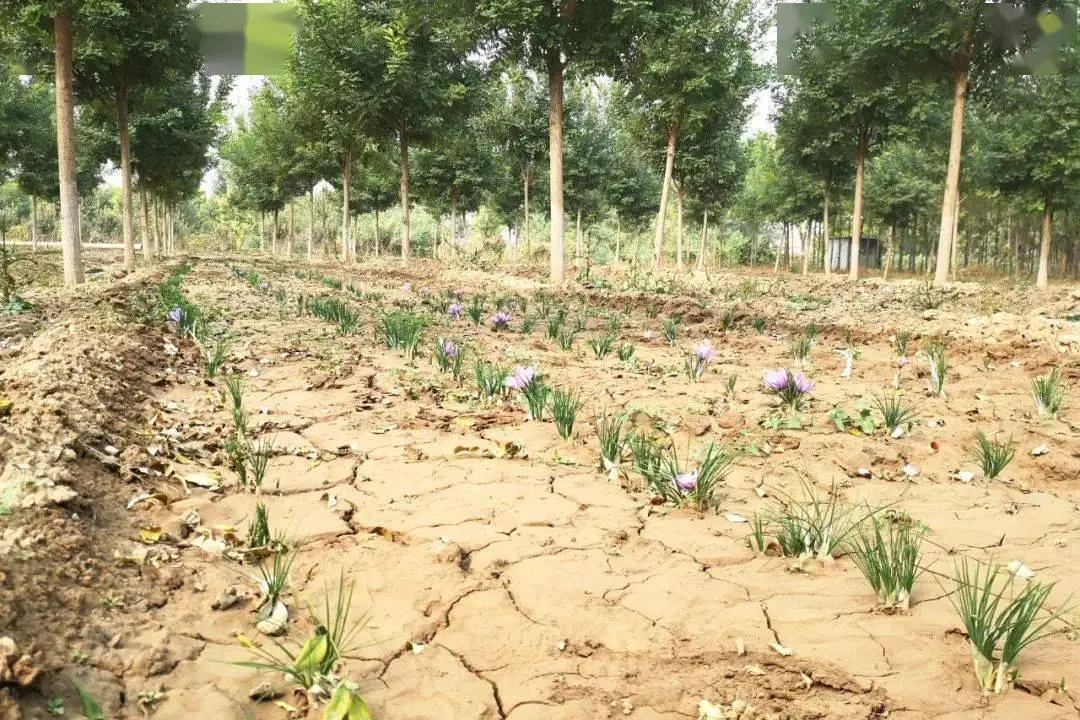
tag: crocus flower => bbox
[258,282,269,292]
[402,283,413,292]
[440,339,459,359]
[168,307,184,324]
[763,368,789,392]
[448,303,464,320]
[490,311,512,330]
[505,365,536,391]
[674,471,698,493]
[643,330,656,340]
[792,372,814,394]
[693,343,715,363]
[897,356,909,368]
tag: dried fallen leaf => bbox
[184,472,221,490]
[770,642,795,656]
[745,664,766,676]
[138,527,162,544]
[126,492,168,510]
[1008,560,1035,580]
[725,513,748,524]
[1032,444,1049,457]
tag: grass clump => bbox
[924,341,948,396]
[237,573,368,696]
[849,515,924,611]
[971,430,1015,480]
[378,309,427,359]
[474,361,509,402]
[753,481,872,562]
[433,338,464,380]
[1031,367,1066,418]
[661,316,681,345]
[556,326,577,351]
[595,411,626,474]
[551,387,582,440]
[616,343,635,362]
[949,558,1066,693]
[789,335,812,368]
[590,335,615,359]
[872,392,917,434]
[751,317,766,334]
[466,295,485,326]
[629,436,737,512]
[247,437,275,493]
[248,502,271,548]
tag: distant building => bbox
[827,236,883,272]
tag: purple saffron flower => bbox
[792,372,814,394]
[897,356,909,368]
[490,311,512,330]
[763,368,790,392]
[674,471,698,493]
[402,283,413,292]
[440,339,459,359]
[258,282,269,292]
[168,307,184,323]
[693,343,715,363]
[505,366,536,391]
[448,303,464,320]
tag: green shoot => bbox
[551,387,582,440]
[850,515,924,611]
[971,429,1015,480]
[1031,367,1066,418]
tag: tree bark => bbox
[341,154,351,261]
[54,8,83,285]
[434,217,441,260]
[801,219,811,275]
[307,188,314,261]
[374,207,380,257]
[675,184,684,270]
[259,212,266,252]
[774,223,785,273]
[399,118,411,260]
[574,208,582,265]
[1037,199,1052,288]
[116,85,136,269]
[548,48,565,284]
[950,193,961,279]
[849,131,868,279]
[287,200,294,259]
[934,67,969,286]
[614,211,622,268]
[523,167,531,260]
[653,125,677,266]
[822,192,831,276]
[697,209,709,271]
[140,185,152,260]
[271,209,279,254]
[883,224,896,281]
[30,195,38,252]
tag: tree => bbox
[972,49,1080,288]
[466,0,644,283]
[784,0,914,279]
[77,0,199,268]
[290,0,383,262]
[620,0,762,267]
[901,1,1066,285]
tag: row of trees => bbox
[0,0,231,284]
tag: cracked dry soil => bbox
[3,255,1080,720]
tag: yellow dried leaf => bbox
[138,527,162,544]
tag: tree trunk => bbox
[341,154,351,261]
[523,167,531,260]
[849,132,868,279]
[934,67,969,286]
[30,195,38,252]
[307,188,314,261]
[774,224,785,273]
[271,209,279,254]
[54,8,83,285]
[399,119,411,260]
[823,193,831,276]
[140,185,152,260]
[614,212,622,267]
[950,193,961,278]
[653,125,677,266]
[883,224,896,281]
[801,219,811,275]
[575,208,582,265]
[676,185,684,270]
[259,212,266,252]
[697,209,709,271]
[115,85,136,269]
[374,207,380,257]
[548,49,565,284]
[434,217,441,260]
[449,188,456,248]
[1037,199,1052,288]
[287,200,294,259]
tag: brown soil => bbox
[3,255,1080,720]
